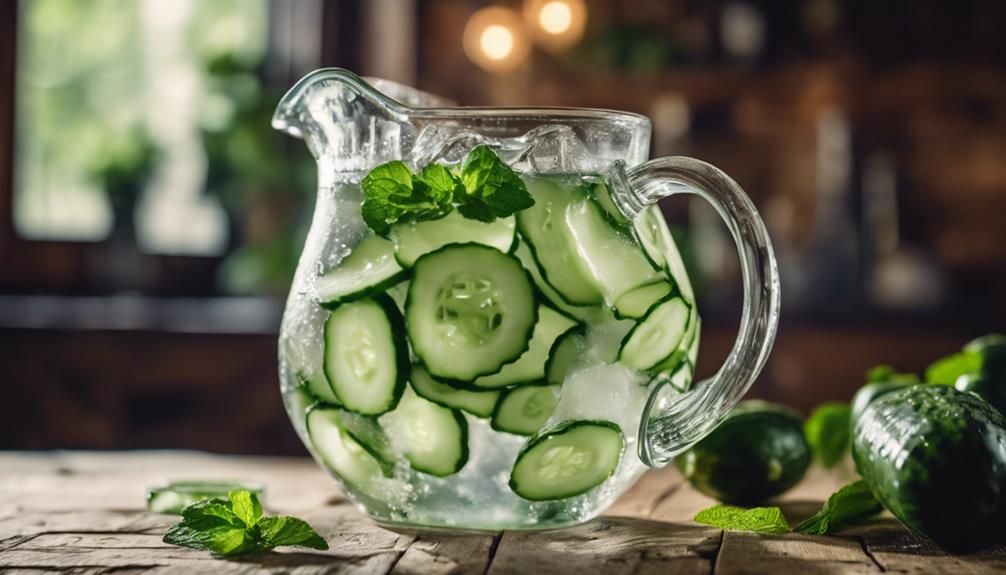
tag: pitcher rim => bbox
[272,67,651,135]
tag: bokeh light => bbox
[463,7,529,73]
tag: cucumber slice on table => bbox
[618,296,690,372]
[147,480,264,515]
[307,405,394,493]
[323,295,409,415]
[491,384,560,436]
[509,420,625,501]
[389,211,516,267]
[406,244,538,381]
[564,198,660,303]
[410,364,500,418]
[545,326,584,386]
[472,306,578,389]
[316,235,406,305]
[517,178,603,306]
[382,387,468,477]
[633,207,694,303]
[613,280,674,319]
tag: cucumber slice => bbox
[147,481,264,515]
[564,198,660,303]
[590,180,629,227]
[323,295,409,415]
[545,326,584,386]
[491,384,560,436]
[288,382,319,421]
[509,420,625,501]
[472,306,578,389]
[294,369,339,406]
[316,235,406,305]
[307,405,391,493]
[389,211,516,267]
[633,207,694,303]
[517,178,603,305]
[406,244,537,381]
[618,296,690,371]
[613,280,674,319]
[382,387,468,477]
[410,364,500,418]
[669,359,694,393]
[512,239,608,323]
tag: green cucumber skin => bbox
[675,401,811,504]
[616,295,692,371]
[324,294,411,415]
[849,380,914,430]
[317,270,409,309]
[853,385,1006,550]
[955,374,1006,415]
[411,409,470,478]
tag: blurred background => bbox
[1,0,1004,454]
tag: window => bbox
[14,0,268,254]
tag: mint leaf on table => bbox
[361,160,453,235]
[694,504,790,535]
[458,145,534,222]
[258,516,329,550]
[925,351,982,385]
[793,480,883,535]
[804,402,852,468]
[163,490,328,557]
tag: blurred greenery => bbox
[17,0,314,295]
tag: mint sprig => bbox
[694,504,790,534]
[804,402,852,468]
[360,146,533,234]
[163,490,327,557]
[793,480,883,535]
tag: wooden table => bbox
[2,451,1004,574]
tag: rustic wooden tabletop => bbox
[1,451,1004,574]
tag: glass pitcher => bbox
[273,69,780,530]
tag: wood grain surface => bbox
[1,451,1004,574]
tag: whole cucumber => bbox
[675,400,811,504]
[853,385,1006,550]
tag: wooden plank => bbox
[390,532,496,575]
[486,517,717,575]
[715,532,880,574]
[861,525,1006,575]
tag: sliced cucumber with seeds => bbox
[382,387,468,477]
[545,326,584,386]
[618,296,690,371]
[564,198,660,303]
[472,306,578,389]
[389,211,516,267]
[633,207,694,303]
[613,280,674,319]
[509,420,625,501]
[323,295,409,415]
[307,405,392,494]
[316,235,406,305]
[407,244,537,381]
[410,364,500,418]
[491,384,560,436]
[517,178,603,306]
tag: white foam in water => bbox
[550,363,649,444]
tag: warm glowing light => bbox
[480,25,514,61]
[538,1,572,35]
[463,7,529,73]
[523,0,587,52]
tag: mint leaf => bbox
[228,489,262,527]
[458,145,534,221]
[793,480,883,535]
[415,163,464,200]
[694,504,790,534]
[925,351,981,385]
[804,402,852,468]
[866,365,919,385]
[360,160,453,234]
[163,490,328,558]
[259,516,329,551]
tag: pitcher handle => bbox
[610,156,781,467]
